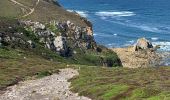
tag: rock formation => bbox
[112,38,161,68]
[0,20,96,57]
[134,38,153,51]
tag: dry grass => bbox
[0,0,88,26]
[0,0,23,18]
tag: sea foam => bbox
[67,10,88,17]
[107,20,170,34]
[95,11,136,17]
[153,42,170,51]
[75,10,88,17]
[151,37,158,41]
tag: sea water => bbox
[58,0,170,51]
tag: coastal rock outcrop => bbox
[134,38,153,51]
[0,20,96,57]
[0,18,121,67]
[112,38,161,68]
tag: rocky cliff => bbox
[0,0,121,67]
[0,19,96,56]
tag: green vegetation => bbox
[46,23,60,34]
[0,17,121,67]
[70,48,121,67]
[0,48,69,90]
[1,17,168,99]
[1,47,169,99]
[36,71,52,78]
[0,48,21,59]
[23,26,40,43]
[0,1,169,99]
[0,0,23,18]
[70,66,170,100]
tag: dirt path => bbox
[0,68,91,100]
[9,0,40,18]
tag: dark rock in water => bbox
[134,38,153,51]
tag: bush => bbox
[46,23,59,34]
[36,71,52,78]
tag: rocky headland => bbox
[112,38,164,68]
[0,0,170,100]
[0,0,166,68]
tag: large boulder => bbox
[134,38,153,51]
[53,36,67,52]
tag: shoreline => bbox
[55,0,170,67]
[112,46,170,68]
[56,0,170,53]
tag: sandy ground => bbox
[0,68,91,100]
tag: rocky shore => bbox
[112,38,169,68]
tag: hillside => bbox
[0,0,170,100]
[0,0,89,26]
[0,0,121,89]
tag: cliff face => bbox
[22,20,96,56]
[0,0,95,54]
[0,0,121,67]
[0,19,96,56]
[0,17,121,67]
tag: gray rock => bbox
[134,38,153,51]
[53,36,67,52]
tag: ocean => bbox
[58,0,170,51]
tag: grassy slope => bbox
[70,66,170,100]
[1,48,170,99]
[0,0,88,26]
[1,1,170,99]
[0,48,70,90]
[0,0,23,18]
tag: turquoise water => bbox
[58,0,170,51]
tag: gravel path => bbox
[0,68,91,100]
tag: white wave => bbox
[67,10,88,17]
[107,43,117,48]
[107,43,113,46]
[151,37,158,41]
[138,25,170,34]
[122,40,135,47]
[128,40,135,43]
[93,33,97,36]
[75,10,88,17]
[95,11,136,17]
[67,9,74,12]
[137,25,160,33]
[153,42,170,51]
[130,24,170,34]
[108,20,170,34]
[113,33,117,36]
